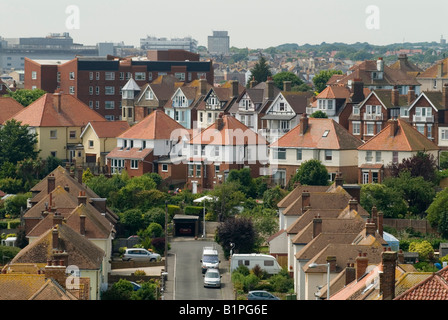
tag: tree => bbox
[383,171,436,217]
[226,168,257,198]
[360,183,408,218]
[0,119,39,166]
[310,110,328,118]
[388,151,438,183]
[209,181,245,221]
[216,216,257,258]
[312,70,342,93]
[289,159,329,187]
[5,89,46,107]
[247,55,272,86]
[426,188,448,238]
[272,72,304,91]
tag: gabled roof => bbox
[410,91,448,111]
[277,184,329,209]
[189,115,267,146]
[80,121,130,139]
[270,117,363,150]
[7,93,105,127]
[417,57,448,79]
[317,85,351,100]
[122,77,141,91]
[118,109,186,140]
[12,223,105,270]
[394,266,448,300]
[358,119,439,152]
[0,97,24,124]
[364,89,410,109]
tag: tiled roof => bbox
[12,223,105,270]
[281,91,313,114]
[118,109,186,140]
[106,147,153,160]
[271,117,363,150]
[412,91,447,111]
[189,115,267,146]
[0,97,24,124]
[277,184,329,209]
[358,119,439,152]
[394,265,448,300]
[317,85,351,100]
[82,121,130,138]
[417,57,448,79]
[7,93,106,127]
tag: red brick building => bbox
[25,51,214,121]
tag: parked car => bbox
[247,290,280,300]
[122,248,161,262]
[203,268,222,288]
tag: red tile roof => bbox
[0,97,24,124]
[7,93,105,127]
[189,115,267,146]
[118,109,186,140]
[84,121,130,138]
[270,117,363,150]
[106,147,153,160]
[358,119,439,152]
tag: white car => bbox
[203,268,221,288]
[122,248,161,262]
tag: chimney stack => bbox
[388,119,398,137]
[312,215,322,238]
[371,205,378,230]
[355,252,368,280]
[199,77,208,96]
[47,174,55,194]
[301,190,311,211]
[215,113,224,130]
[407,86,415,105]
[366,219,377,236]
[53,212,63,227]
[438,62,443,78]
[283,81,291,92]
[377,211,384,237]
[380,250,397,300]
[52,226,59,250]
[391,86,399,107]
[230,80,239,98]
[443,83,448,108]
[377,57,384,72]
[327,256,337,272]
[266,77,274,100]
[45,257,67,289]
[78,191,87,205]
[53,91,62,113]
[80,214,86,236]
[299,113,308,135]
[345,263,356,285]
[351,78,365,103]
[334,171,343,187]
[348,198,358,212]
[76,166,83,184]
[249,77,258,88]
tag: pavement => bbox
[110,236,234,300]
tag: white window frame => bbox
[131,160,139,169]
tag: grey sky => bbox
[1,0,447,49]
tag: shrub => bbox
[184,206,204,216]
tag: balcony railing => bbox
[363,113,383,121]
[413,115,434,123]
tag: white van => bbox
[201,246,220,273]
[230,254,282,274]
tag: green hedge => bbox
[0,222,8,229]
[184,206,204,216]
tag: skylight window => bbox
[322,130,330,137]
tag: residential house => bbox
[269,115,363,186]
[416,57,448,91]
[164,78,211,129]
[195,80,244,129]
[9,223,105,300]
[106,109,187,179]
[230,79,281,134]
[0,96,24,124]
[183,115,268,194]
[327,57,421,95]
[348,86,417,142]
[5,91,106,161]
[357,118,439,184]
[260,88,313,143]
[79,120,130,167]
[306,78,370,130]
[407,84,448,146]
[0,263,83,300]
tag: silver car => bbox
[203,268,221,288]
[122,248,161,262]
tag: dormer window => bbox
[145,90,153,100]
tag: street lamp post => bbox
[309,262,330,300]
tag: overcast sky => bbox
[1,0,447,49]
